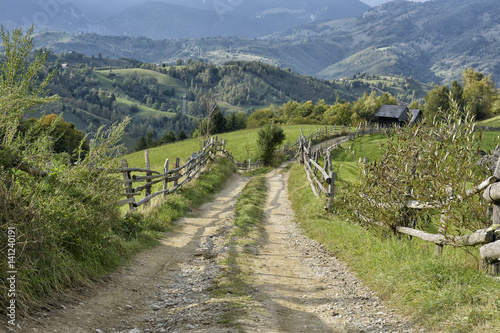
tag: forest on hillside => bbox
[23,51,499,154]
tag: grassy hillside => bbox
[123,124,338,171]
[38,54,430,152]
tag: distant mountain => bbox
[32,0,500,85]
[0,0,91,33]
[287,0,500,83]
[92,0,370,39]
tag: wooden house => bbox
[375,105,423,127]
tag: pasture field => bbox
[122,124,344,170]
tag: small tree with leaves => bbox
[200,88,219,137]
[257,123,286,166]
[336,99,489,235]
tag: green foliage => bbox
[0,27,157,316]
[352,91,397,121]
[249,93,396,127]
[246,106,277,128]
[256,123,286,166]
[424,68,499,121]
[38,114,89,158]
[336,102,488,233]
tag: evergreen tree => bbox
[162,130,177,143]
[177,129,188,141]
[135,136,147,151]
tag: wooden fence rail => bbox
[234,159,262,171]
[298,123,500,275]
[117,137,231,211]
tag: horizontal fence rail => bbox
[234,159,262,170]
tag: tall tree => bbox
[424,85,450,120]
[462,68,497,120]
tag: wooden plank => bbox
[119,167,160,174]
[117,198,136,206]
[483,181,500,203]
[303,162,320,198]
[463,176,496,199]
[481,240,500,263]
[304,161,328,194]
[132,173,164,181]
[309,159,331,183]
[132,177,166,194]
[397,227,495,247]
[121,159,135,212]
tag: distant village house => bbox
[375,105,422,127]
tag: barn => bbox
[376,105,422,127]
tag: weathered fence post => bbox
[144,149,152,207]
[434,188,454,256]
[174,157,180,189]
[328,171,335,212]
[480,157,500,274]
[313,150,319,175]
[121,159,135,212]
[163,158,169,198]
[326,150,334,212]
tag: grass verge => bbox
[212,175,268,330]
[288,162,500,333]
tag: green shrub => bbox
[256,123,286,165]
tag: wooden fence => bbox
[297,123,381,211]
[298,123,500,275]
[117,137,230,211]
[478,126,500,132]
[234,159,262,171]
[116,124,349,211]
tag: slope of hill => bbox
[92,0,370,39]
[31,54,426,151]
[0,0,91,33]
[277,0,500,83]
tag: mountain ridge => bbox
[13,0,500,85]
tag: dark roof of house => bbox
[409,109,422,124]
[375,105,409,122]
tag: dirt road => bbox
[16,165,424,333]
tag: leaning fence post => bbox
[434,188,454,256]
[121,159,135,212]
[163,158,169,198]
